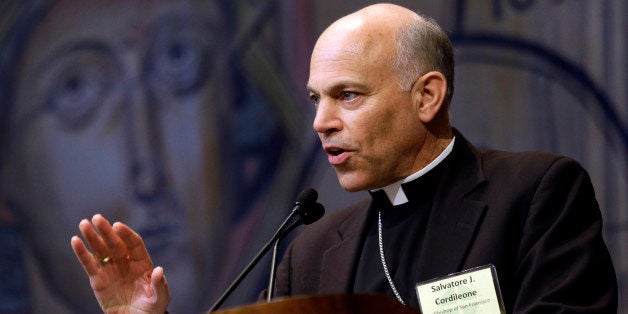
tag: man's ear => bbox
[411,71,447,123]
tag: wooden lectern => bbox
[213,294,420,313]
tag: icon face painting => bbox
[2,1,231,312]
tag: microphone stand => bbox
[209,207,300,312]
[267,201,324,302]
[266,222,301,301]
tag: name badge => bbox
[415,264,505,314]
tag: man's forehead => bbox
[308,45,369,89]
[311,21,391,68]
[308,38,391,88]
[310,45,364,65]
[314,23,369,55]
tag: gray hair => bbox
[392,15,454,105]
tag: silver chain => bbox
[378,210,405,305]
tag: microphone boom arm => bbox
[266,219,302,301]
[208,188,323,312]
[209,207,300,312]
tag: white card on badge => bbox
[415,264,505,314]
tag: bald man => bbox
[276,3,617,312]
[71,3,617,313]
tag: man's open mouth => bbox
[328,148,345,156]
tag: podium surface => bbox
[214,294,419,313]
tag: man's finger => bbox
[151,266,171,311]
[113,221,152,263]
[92,214,128,261]
[79,218,111,263]
[70,235,100,276]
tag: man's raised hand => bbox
[70,214,170,313]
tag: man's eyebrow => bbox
[306,81,369,95]
[306,84,316,94]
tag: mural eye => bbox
[41,46,116,130]
[145,20,214,96]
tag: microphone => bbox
[209,188,324,312]
[295,187,318,205]
[266,200,325,301]
[298,201,325,225]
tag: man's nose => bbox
[312,99,341,135]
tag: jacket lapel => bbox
[415,132,488,281]
[318,200,371,293]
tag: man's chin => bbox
[337,174,371,192]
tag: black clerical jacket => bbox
[274,130,617,313]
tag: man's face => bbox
[308,21,428,192]
[2,1,228,311]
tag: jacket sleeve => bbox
[512,157,617,312]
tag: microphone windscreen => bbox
[295,188,318,204]
[299,202,325,225]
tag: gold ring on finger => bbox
[98,256,112,265]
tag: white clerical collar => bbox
[374,136,455,206]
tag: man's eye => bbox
[309,94,320,105]
[340,91,357,101]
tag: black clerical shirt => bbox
[353,162,447,310]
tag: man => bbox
[71,3,617,313]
